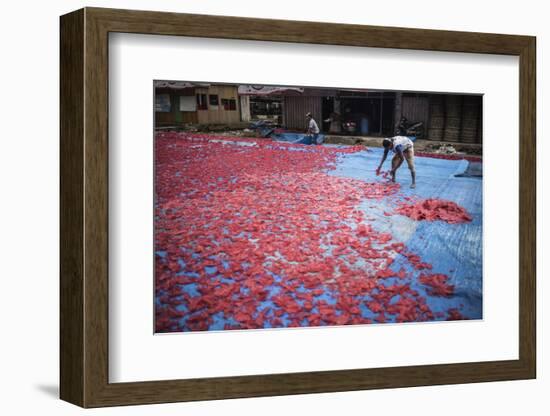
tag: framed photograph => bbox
[60,7,536,408]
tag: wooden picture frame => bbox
[60,7,536,408]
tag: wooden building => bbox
[155,82,243,127]
[282,89,396,136]
[397,92,482,144]
[154,81,482,145]
[282,89,482,144]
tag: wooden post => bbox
[394,92,402,133]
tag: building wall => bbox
[402,94,430,129]
[155,111,198,126]
[240,96,251,122]
[460,95,483,144]
[399,94,482,144]
[155,88,198,126]
[155,85,242,127]
[195,85,241,125]
[426,94,482,144]
[283,96,322,131]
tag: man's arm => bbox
[376,148,390,174]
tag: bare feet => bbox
[390,171,396,182]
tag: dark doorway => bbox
[321,96,334,132]
[381,96,396,136]
[340,93,395,136]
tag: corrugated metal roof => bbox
[238,85,304,95]
[154,80,210,89]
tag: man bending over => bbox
[376,136,416,188]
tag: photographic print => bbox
[154,81,483,333]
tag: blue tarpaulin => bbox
[271,132,326,145]
[157,137,483,331]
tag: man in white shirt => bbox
[306,112,321,145]
[376,136,416,188]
